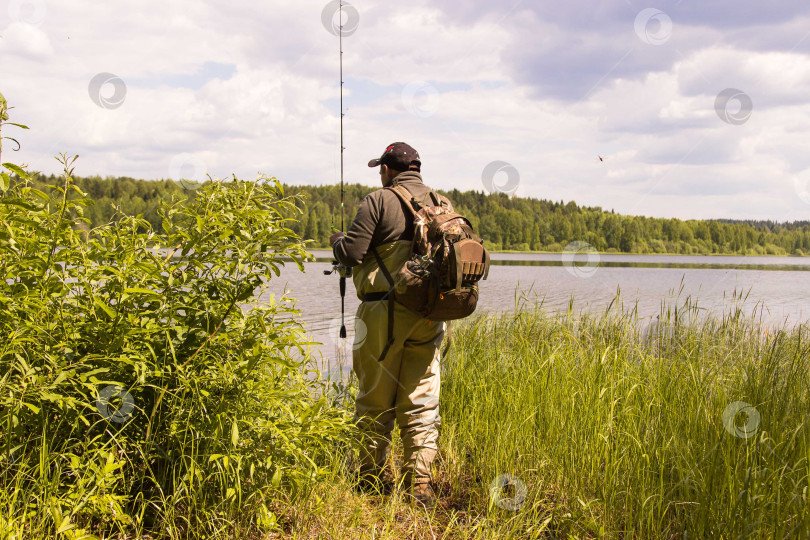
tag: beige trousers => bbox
[352,297,445,486]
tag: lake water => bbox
[262,250,810,372]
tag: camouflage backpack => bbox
[371,182,490,322]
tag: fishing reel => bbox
[324,260,352,339]
[323,260,352,278]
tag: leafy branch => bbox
[0,91,29,172]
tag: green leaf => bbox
[2,163,28,179]
[124,287,162,296]
[93,297,116,319]
[56,516,75,534]
[70,530,100,540]
[22,402,40,414]
[0,172,9,192]
[79,368,109,382]
[28,188,50,202]
[0,197,39,210]
[231,420,239,447]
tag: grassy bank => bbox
[286,302,810,539]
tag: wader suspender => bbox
[370,246,396,362]
[371,242,453,362]
[368,183,441,363]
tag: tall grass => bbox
[284,295,809,539]
[437,297,810,538]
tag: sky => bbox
[2,0,810,221]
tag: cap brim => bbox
[368,158,381,167]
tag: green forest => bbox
[31,173,810,256]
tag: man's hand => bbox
[329,231,345,246]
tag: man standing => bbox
[329,142,451,507]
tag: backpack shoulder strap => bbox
[417,189,443,208]
[389,182,446,208]
[385,184,419,218]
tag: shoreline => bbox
[305,247,810,259]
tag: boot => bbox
[410,483,436,508]
[353,468,394,496]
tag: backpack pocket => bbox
[425,285,479,321]
[447,238,490,288]
[394,257,433,317]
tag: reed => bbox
[289,296,810,539]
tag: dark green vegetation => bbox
[27,174,810,256]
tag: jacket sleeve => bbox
[332,193,380,267]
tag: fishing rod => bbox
[323,0,351,340]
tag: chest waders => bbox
[368,247,397,362]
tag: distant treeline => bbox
[31,173,810,256]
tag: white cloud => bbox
[0,21,53,58]
[1,0,810,220]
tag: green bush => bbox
[0,110,352,538]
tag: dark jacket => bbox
[332,171,453,267]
